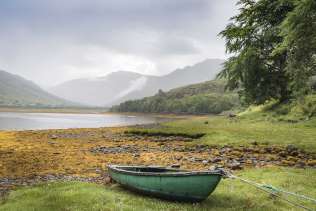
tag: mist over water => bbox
[0,112,168,130]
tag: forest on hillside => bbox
[111,80,239,114]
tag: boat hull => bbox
[108,165,222,202]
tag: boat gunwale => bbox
[108,165,223,177]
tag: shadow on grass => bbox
[113,185,257,210]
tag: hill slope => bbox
[50,59,224,106]
[50,71,147,107]
[111,80,239,114]
[0,70,74,107]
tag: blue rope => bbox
[262,184,316,204]
[228,174,315,211]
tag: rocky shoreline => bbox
[91,136,316,170]
[0,127,315,199]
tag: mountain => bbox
[49,71,148,107]
[0,70,75,107]
[111,80,239,114]
[49,58,224,106]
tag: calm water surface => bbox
[0,112,168,130]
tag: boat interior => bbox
[117,166,186,173]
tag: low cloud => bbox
[0,0,237,87]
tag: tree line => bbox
[111,81,239,114]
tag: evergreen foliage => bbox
[219,0,316,104]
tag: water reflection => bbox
[0,112,167,130]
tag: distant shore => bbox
[0,107,108,114]
[0,107,207,119]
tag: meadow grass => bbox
[127,115,316,152]
[0,167,315,211]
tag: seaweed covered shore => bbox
[0,124,315,197]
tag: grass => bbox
[126,112,316,152]
[1,99,315,210]
[1,167,315,211]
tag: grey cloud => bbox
[0,0,238,86]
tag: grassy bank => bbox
[1,167,315,211]
[127,105,316,152]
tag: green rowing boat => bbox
[108,165,223,202]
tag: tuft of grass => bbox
[0,167,315,211]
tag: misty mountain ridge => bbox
[0,70,75,107]
[50,58,224,106]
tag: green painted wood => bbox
[108,165,222,202]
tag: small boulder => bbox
[175,155,183,161]
[50,135,58,139]
[211,157,222,163]
[286,144,298,153]
[170,164,180,168]
[105,176,112,184]
[307,160,316,167]
[202,160,209,165]
[228,161,243,170]
[228,113,237,118]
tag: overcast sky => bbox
[0,0,238,87]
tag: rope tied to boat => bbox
[218,169,316,211]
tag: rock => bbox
[171,164,180,168]
[132,153,140,157]
[175,155,183,161]
[211,157,222,163]
[286,156,298,162]
[290,151,299,156]
[202,160,209,165]
[307,160,316,167]
[264,147,272,153]
[281,160,295,166]
[265,155,277,161]
[194,158,203,162]
[220,148,231,154]
[228,113,237,118]
[237,158,245,163]
[208,166,217,171]
[212,150,220,156]
[105,176,112,184]
[50,135,58,139]
[245,159,253,165]
[228,160,242,170]
[278,151,287,157]
[296,161,306,168]
[286,145,298,153]
[231,151,243,157]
